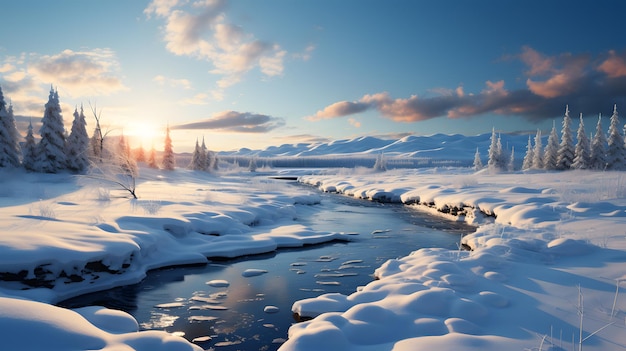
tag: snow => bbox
[285,168,626,351]
[1,133,626,350]
[0,166,347,350]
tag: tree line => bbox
[478,105,626,172]
[0,85,219,174]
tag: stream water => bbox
[60,184,474,351]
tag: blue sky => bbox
[2,0,626,152]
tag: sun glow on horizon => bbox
[124,122,160,149]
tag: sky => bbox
[2,0,626,152]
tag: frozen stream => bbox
[60,183,474,351]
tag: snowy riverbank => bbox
[283,168,626,351]
[1,166,626,350]
[0,167,347,350]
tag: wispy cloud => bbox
[306,47,626,123]
[0,48,127,116]
[28,49,127,97]
[348,118,361,128]
[145,0,286,95]
[171,110,285,133]
[153,75,192,89]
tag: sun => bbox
[125,122,160,148]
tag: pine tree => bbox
[147,145,158,168]
[543,122,559,170]
[556,105,575,170]
[161,125,175,170]
[373,153,387,172]
[532,129,543,169]
[572,113,591,170]
[473,147,483,171]
[590,114,608,170]
[248,157,257,172]
[0,87,21,167]
[507,146,515,171]
[199,137,208,171]
[487,127,503,170]
[207,150,218,171]
[189,139,206,171]
[606,104,626,170]
[22,120,37,171]
[36,87,67,173]
[65,105,90,172]
[522,135,534,170]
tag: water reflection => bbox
[60,191,474,351]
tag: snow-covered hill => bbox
[220,133,532,161]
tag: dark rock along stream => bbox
[60,182,474,351]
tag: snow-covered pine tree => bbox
[556,105,575,170]
[497,134,509,169]
[161,125,175,170]
[22,120,37,171]
[189,139,206,171]
[487,127,502,170]
[605,104,626,170]
[373,153,387,172]
[507,146,515,171]
[65,105,90,172]
[207,150,219,171]
[473,147,483,171]
[0,87,21,167]
[572,113,591,170]
[147,145,158,168]
[36,87,67,173]
[248,157,257,172]
[522,135,534,170]
[590,114,608,170]
[543,122,559,170]
[198,137,208,171]
[532,129,544,169]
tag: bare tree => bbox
[85,149,138,199]
[83,104,138,198]
[89,102,114,163]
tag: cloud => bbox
[307,100,372,121]
[28,48,128,97]
[348,118,361,128]
[306,47,626,124]
[292,44,315,61]
[153,75,192,89]
[0,48,127,116]
[145,0,286,93]
[171,110,285,133]
[598,50,626,78]
[180,93,208,105]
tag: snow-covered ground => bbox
[1,163,626,350]
[285,168,626,351]
[0,166,346,350]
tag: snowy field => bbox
[0,166,345,350]
[286,168,626,351]
[1,165,626,350]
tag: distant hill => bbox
[219,133,534,165]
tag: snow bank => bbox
[284,169,626,351]
[0,167,346,350]
[0,297,201,351]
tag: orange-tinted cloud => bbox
[598,50,626,78]
[306,47,626,124]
